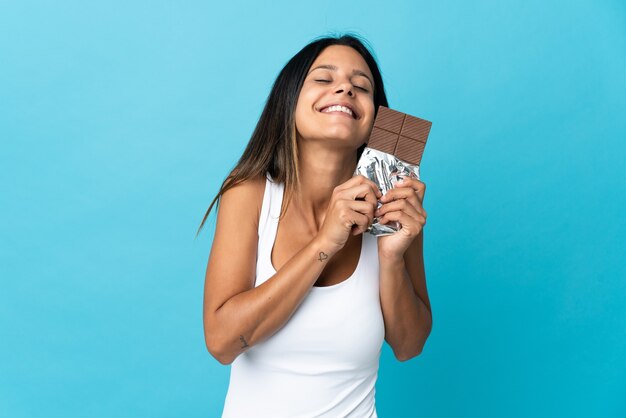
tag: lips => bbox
[317,103,359,119]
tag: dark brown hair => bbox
[196,33,389,237]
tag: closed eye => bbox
[315,79,369,92]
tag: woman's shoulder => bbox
[218,171,267,229]
[223,170,266,192]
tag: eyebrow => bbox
[308,64,374,89]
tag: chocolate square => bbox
[366,105,432,166]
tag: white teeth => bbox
[321,105,354,118]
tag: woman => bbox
[199,34,433,417]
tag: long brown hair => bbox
[196,33,389,237]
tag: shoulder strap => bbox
[257,173,273,237]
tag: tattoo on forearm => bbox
[239,335,249,349]
[318,251,328,262]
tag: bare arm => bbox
[379,230,432,361]
[205,235,336,365]
[202,175,380,365]
[374,178,432,361]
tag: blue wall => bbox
[1,0,625,416]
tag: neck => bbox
[293,140,359,231]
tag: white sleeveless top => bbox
[221,173,385,418]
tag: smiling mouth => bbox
[317,105,358,120]
[322,110,355,120]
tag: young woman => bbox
[198,34,432,417]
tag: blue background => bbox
[1,0,625,416]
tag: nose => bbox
[335,81,354,97]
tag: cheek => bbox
[362,102,376,125]
[295,89,321,122]
[295,90,313,116]
[294,100,314,135]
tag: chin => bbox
[321,133,357,144]
[322,124,361,137]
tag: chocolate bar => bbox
[354,105,432,236]
[367,105,432,166]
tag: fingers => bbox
[337,183,379,208]
[321,176,384,249]
[337,199,375,233]
[376,178,428,235]
[375,198,426,221]
[382,178,426,204]
[349,211,371,235]
[336,204,371,235]
[334,175,382,200]
[380,190,421,215]
[328,175,427,238]
[378,209,426,237]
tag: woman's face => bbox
[295,45,376,149]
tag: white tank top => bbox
[221,173,385,418]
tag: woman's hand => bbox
[316,175,382,255]
[376,177,427,261]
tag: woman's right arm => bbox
[202,175,380,365]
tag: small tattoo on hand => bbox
[318,252,328,262]
[239,335,249,349]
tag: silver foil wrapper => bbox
[354,147,421,236]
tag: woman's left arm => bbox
[375,178,433,361]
